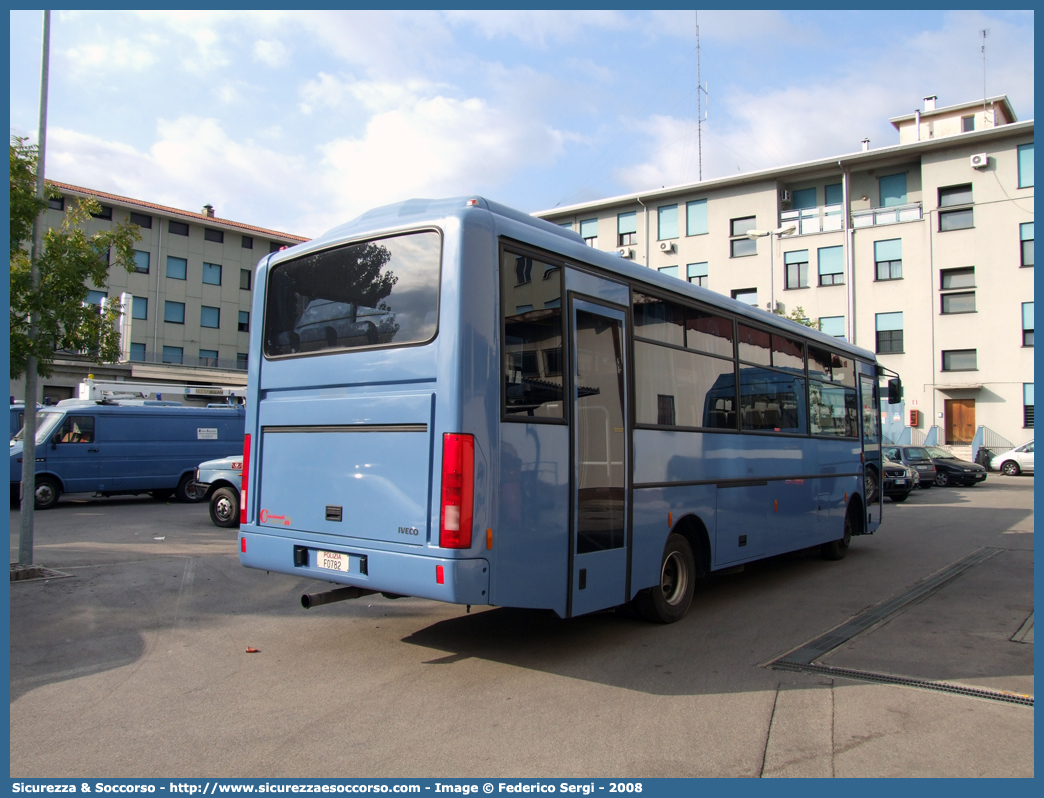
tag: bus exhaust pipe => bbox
[301,586,376,609]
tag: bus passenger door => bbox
[860,374,882,529]
[569,297,629,616]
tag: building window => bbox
[784,249,809,289]
[130,342,146,362]
[938,184,974,231]
[132,250,150,274]
[1023,302,1034,347]
[199,349,219,367]
[167,256,187,280]
[687,262,708,287]
[86,289,107,306]
[686,199,708,236]
[874,239,902,280]
[820,316,846,340]
[48,196,65,211]
[202,262,222,285]
[242,235,253,249]
[730,216,757,258]
[579,218,598,247]
[824,183,842,206]
[879,173,908,207]
[1021,222,1034,267]
[129,212,152,229]
[162,346,183,365]
[237,353,249,370]
[240,268,251,290]
[962,115,975,133]
[164,301,185,324]
[817,245,844,285]
[791,187,816,210]
[270,242,284,253]
[132,296,148,320]
[942,349,977,371]
[239,311,250,332]
[204,228,224,244]
[875,312,903,354]
[201,306,220,329]
[940,267,975,290]
[168,221,189,236]
[657,265,679,279]
[658,205,678,240]
[617,212,637,246]
[558,221,573,231]
[91,205,113,220]
[1018,143,1034,189]
[941,292,976,314]
[1024,384,1034,428]
[732,288,757,306]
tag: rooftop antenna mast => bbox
[981,28,990,122]
[696,11,708,181]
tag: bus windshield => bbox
[264,230,441,357]
[13,410,65,445]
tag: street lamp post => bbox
[745,224,796,313]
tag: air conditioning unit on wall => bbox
[970,153,989,169]
[616,248,634,259]
[658,241,676,253]
[779,189,793,209]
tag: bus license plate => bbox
[317,550,349,572]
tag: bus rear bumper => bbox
[238,529,490,605]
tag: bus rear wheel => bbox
[821,508,853,561]
[635,533,696,624]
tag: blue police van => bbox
[11,399,245,509]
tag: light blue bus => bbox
[240,197,897,622]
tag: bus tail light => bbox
[439,433,474,548]
[240,433,251,525]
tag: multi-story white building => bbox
[535,95,1034,451]
[11,183,308,405]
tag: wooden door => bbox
[945,399,976,444]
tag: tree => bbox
[780,305,822,331]
[10,137,141,380]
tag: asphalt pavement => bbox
[9,476,1034,777]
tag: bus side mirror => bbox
[51,434,60,449]
[887,378,903,405]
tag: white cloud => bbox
[443,10,630,46]
[316,94,569,227]
[253,39,288,68]
[62,37,159,76]
[46,121,313,236]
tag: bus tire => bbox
[34,475,61,510]
[635,533,696,624]
[176,473,205,503]
[209,487,240,528]
[821,508,854,561]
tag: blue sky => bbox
[9,10,1034,239]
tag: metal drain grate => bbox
[776,547,1003,666]
[766,547,1033,707]
[773,661,1033,707]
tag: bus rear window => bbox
[263,231,441,357]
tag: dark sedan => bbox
[924,446,988,486]
[883,445,937,488]
[882,458,917,502]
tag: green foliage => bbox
[10,137,141,379]
[782,305,822,330]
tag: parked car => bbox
[10,399,245,509]
[924,446,988,487]
[882,458,917,502]
[196,454,243,527]
[990,441,1034,476]
[883,445,937,489]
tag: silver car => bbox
[990,441,1034,476]
[195,454,243,527]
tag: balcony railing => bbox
[780,204,844,236]
[851,202,923,228]
[128,351,247,371]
